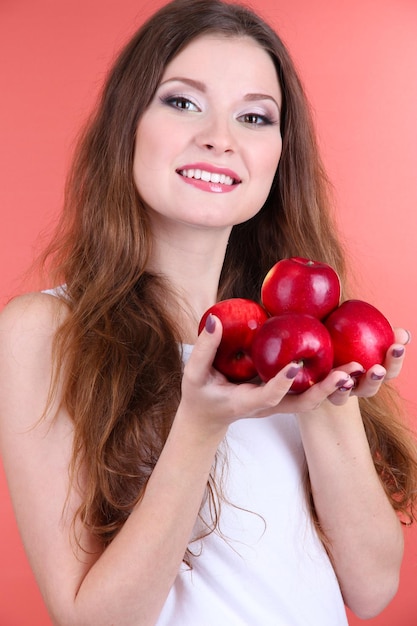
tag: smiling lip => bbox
[176,163,241,193]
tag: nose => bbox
[195,114,235,154]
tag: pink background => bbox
[1,1,416,623]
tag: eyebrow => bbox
[159,77,280,110]
[243,93,280,110]
[160,77,207,91]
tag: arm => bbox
[0,298,303,626]
[298,397,403,619]
[295,335,409,619]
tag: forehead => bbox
[162,34,281,95]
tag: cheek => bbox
[134,130,158,171]
[255,141,282,194]
[268,139,283,174]
[135,113,165,169]
[135,126,184,182]
[133,134,166,194]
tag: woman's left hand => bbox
[344,326,411,399]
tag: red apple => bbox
[261,257,341,320]
[324,299,394,369]
[252,313,334,393]
[198,298,269,382]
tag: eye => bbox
[237,112,274,126]
[161,95,200,112]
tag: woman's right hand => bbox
[179,315,356,436]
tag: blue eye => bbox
[162,95,199,112]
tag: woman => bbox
[0,1,416,624]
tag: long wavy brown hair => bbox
[41,0,417,558]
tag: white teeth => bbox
[179,169,234,185]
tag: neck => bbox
[148,224,232,343]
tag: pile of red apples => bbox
[199,257,394,393]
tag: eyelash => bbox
[161,95,200,112]
[160,94,277,126]
[237,113,275,126]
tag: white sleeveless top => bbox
[41,290,347,625]
[156,344,348,625]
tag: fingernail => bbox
[350,369,365,378]
[371,373,385,381]
[286,363,301,379]
[205,313,216,334]
[404,330,412,345]
[336,377,351,389]
[392,347,404,358]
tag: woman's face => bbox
[133,34,282,233]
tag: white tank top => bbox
[156,344,348,625]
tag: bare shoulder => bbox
[0,291,70,369]
[0,290,69,336]
[0,291,70,432]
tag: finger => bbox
[233,362,303,418]
[393,327,412,346]
[384,343,406,380]
[259,362,303,408]
[184,314,223,384]
[311,371,355,405]
[327,374,357,405]
[351,365,386,397]
[277,370,355,412]
[333,361,365,381]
